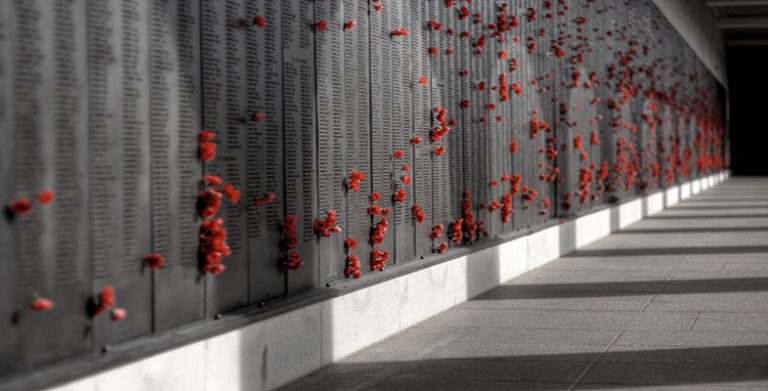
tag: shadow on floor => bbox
[564,246,768,257]
[280,345,768,390]
[648,214,768,219]
[616,226,768,234]
[472,276,768,299]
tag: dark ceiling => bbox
[706,0,768,45]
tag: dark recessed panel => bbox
[201,0,249,314]
[245,0,286,302]
[315,0,346,284]
[343,0,373,278]
[411,0,433,259]
[0,0,16,376]
[89,0,153,348]
[391,0,415,264]
[151,0,206,330]
[370,2,395,272]
[428,1,451,252]
[283,0,318,294]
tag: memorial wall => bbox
[0,0,726,382]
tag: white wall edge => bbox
[46,172,726,391]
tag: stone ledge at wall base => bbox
[39,172,730,391]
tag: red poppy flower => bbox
[419,76,428,85]
[316,20,327,31]
[428,20,441,30]
[198,189,222,219]
[344,20,357,30]
[143,253,165,270]
[30,298,54,311]
[348,171,366,192]
[401,175,411,185]
[430,224,445,239]
[510,141,518,153]
[401,164,410,171]
[199,130,215,141]
[370,249,389,271]
[253,15,266,28]
[411,137,422,144]
[436,242,448,253]
[95,286,115,316]
[393,150,404,158]
[204,175,223,185]
[429,47,438,56]
[9,198,33,215]
[251,112,266,123]
[110,308,127,322]
[222,184,241,204]
[254,192,277,207]
[370,191,381,202]
[37,190,54,205]
[412,205,425,223]
[345,255,361,279]
[394,188,406,203]
[200,141,216,161]
[281,251,303,271]
[434,146,446,156]
[345,238,358,250]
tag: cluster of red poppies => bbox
[200,218,231,275]
[314,210,342,238]
[412,204,425,223]
[281,215,302,271]
[348,171,366,193]
[94,286,126,322]
[7,189,54,217]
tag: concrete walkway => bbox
[280,178,768,390]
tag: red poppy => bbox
[436,242,448,253]
[345,255,361,279]
[370,249,389,271]
[370,191,381,202]
[345,238,358,250]
[394,188,406,203]
[412,205,425,223]
[316,20,327,31]
[411,137,422,144]
[251,112,266,123]
[253,15,266,28]
[30,298,54,311]
[254,192,277,207]
[393,150,404,158]
[419,76,428,85]
[95,286,115,316]
[371,218,388,244]
[401,175,411,185]
[143,253,165,270]
[281,251,303,271]
[222,184,241,204]
[199,130,215,141]
[344,20,357,30]
[348,171,366,192]
[37,190,54,205]
[9,198,33,215]
[110,308,127,322]
[200,141,216,161]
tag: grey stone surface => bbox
[279,178,768,391]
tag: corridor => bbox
[281,178,768,390]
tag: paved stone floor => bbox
[280,178,768,390]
